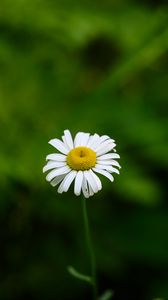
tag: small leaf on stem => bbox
[99,289,114,300]
[67,265,93,284]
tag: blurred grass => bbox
[0,0,168,299]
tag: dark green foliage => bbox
[0,0,168,299]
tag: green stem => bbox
[81,196,98,300]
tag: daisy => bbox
[43,130,121,198]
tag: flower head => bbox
[43,130,121,198]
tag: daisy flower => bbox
[43,130,121,198]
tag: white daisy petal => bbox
[57,180,65,194]
[46,166,71,182]
[46,153,66,161]
[82,176,89,198]
[91,139,101,151]
[96,143,116,156]
[90,169,102,191]
[43,161,66,173]
[74,171,84,196]
[80,133,90,146]
[110,167,120,174]
[45,160,55,165]
[99,135,115,143]
[63,130,74,149]
[93,168,114,182]
[95,139,116,153]
[99,135,110,143]
[86,135,94,147]
[96,159,121,168]
[62,136,69,150]
[87,134,98,147]
[58,170,77,193]
[110,160,121,168]
[50,175,66,187]
[95,163,112,171]
[62,170,77,192]
[49,138,69,154]
[87,134,100,150]
[74,132,84,147]
[98,153,120,160]
[84,170,98,193]
[88,183,94,196]
[95,164,120,174]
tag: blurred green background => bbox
[0,0,168,299]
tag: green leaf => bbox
[67,266,92,284]
[99,289,114,300]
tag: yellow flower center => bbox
[67,146,96,171]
